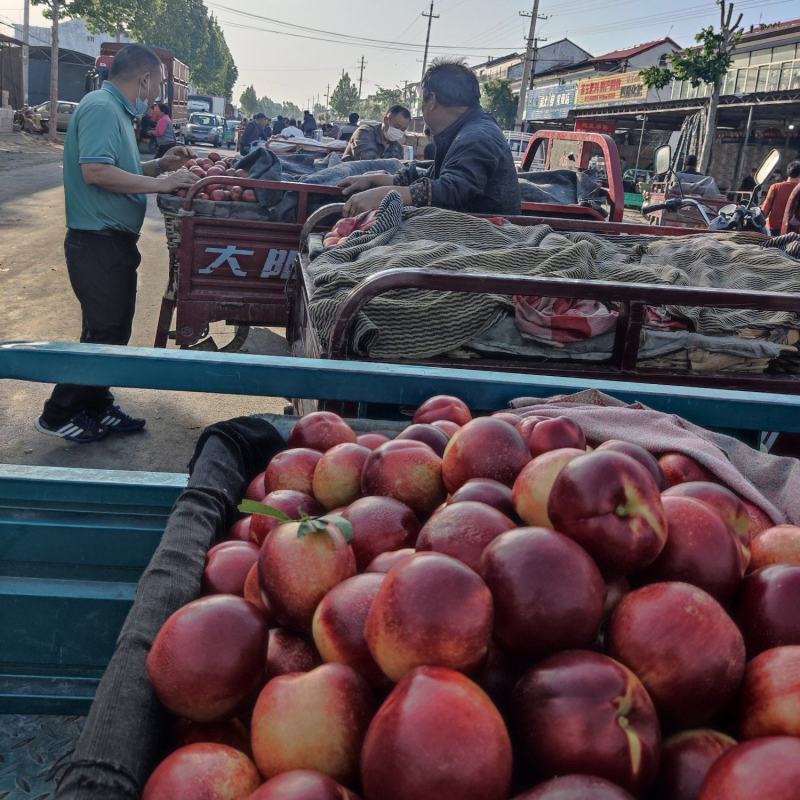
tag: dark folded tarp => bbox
[55,417,284,800]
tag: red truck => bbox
[86,42,189,127]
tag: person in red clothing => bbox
[762,160,800,235]
[152,102,177,157]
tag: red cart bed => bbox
[155,177,341,349]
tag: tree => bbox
[641,0,742,173]
[358,86,404,120]
[481,79,518,131]
[240,85,258,116]
[330,72,359,118]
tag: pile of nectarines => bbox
[142,400,800,799]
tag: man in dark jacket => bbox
[302,110,317,136]
[239,112,272,155]
[340,60,520,216]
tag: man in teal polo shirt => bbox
[37,44,197,443]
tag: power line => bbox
[209,2,517,52]
[220,19,517,57]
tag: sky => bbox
[0,0,797,108]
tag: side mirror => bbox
[755,149,780,187]
[654,145,672,176]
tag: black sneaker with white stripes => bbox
[97,405,146,434]
[36,410,109,443]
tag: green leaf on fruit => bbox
[323,515,354,544]
[294,514,354,543]
[238,500,292,521]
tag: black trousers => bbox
[42,229,141,426]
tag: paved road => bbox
[0,149,288,474]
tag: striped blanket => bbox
[305,192,800,360]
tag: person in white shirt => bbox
[278,119,304,139]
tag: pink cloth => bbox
[154,115,172,137]
[505,389,799,525]
[514,296,618,347]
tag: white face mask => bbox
[384,125,405,143]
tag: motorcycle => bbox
[641,145,781,235]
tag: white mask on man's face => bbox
[385,125,405,143]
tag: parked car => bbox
[182,112,223,146]
[35,101,78,133]
[222,118,239,150]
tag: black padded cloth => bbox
[55,417,284,800]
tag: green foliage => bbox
[238,500,353,543]
[239,85,258,116]
[642,20,741,91]
[480,79,518,130]
[357,86,404,120]
[39,0,239,101]
[330,72,360,117]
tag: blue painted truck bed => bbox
[3,341,800,794]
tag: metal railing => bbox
[671,58,800,100]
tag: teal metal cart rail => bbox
[4,340,800,714]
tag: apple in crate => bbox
[548,451,667,575]
[655,729,737,800]
[264,448,322,495]
[412,394,472,426]
[480,527,605,659]
[395,423,450,456]
[640,495,743,603]
[739,645,800,738]
[365,552,493,681]
[248,770,360,800]
[416,500,515,572]
[735,565,800,655]
[608,582,745,726]
[312,443,371,510]
[512,447,585,528]
[202,541,259,596]
[265,628,321,680]
[659,453,714,487]
[288,411,357,452]
[259,518,356,630]
[147,595,267,722]
[364,548,416,574]
[698,737,800,800]
[442,417,530,491]
[250,663,374,784]
[513,650,661,797]
[513,776,635,799]
[447,477,516,517]
[597,439,666,489]
[142,743,261,800]
[313,573,387,688]
[249,490,324,546]
[357,432,390,450]
[341,496,419,570]
[361,666,512,800]
[361,440,445,518]
[750,524,800,569]
[517,416,586,457]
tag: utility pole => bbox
[419,0,439,98]
[48,0,59,143]
[358,55,366,98]
[514,0,547,130]
[22,0,29,103]
[325,83,330,109]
